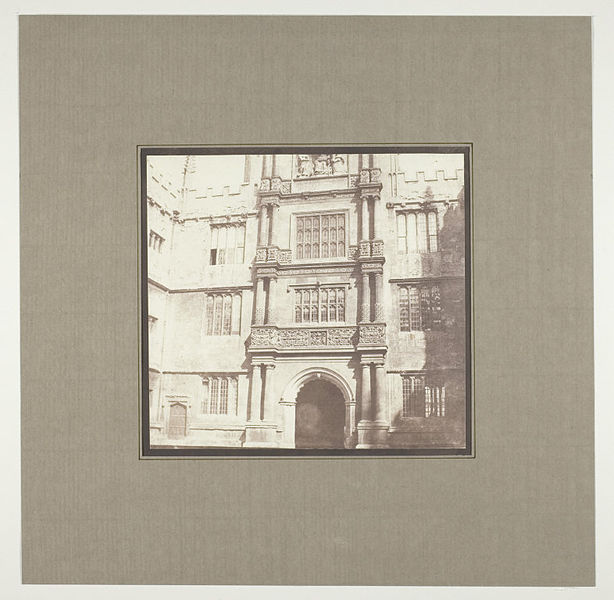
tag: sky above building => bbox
[148,152,465,194]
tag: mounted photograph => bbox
[141,147,472,456]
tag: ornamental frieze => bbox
[358,323,387,345]
[250,326,358,350]
[296,154,348,178]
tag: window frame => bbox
[395,208,439,255]
[398,283,442,332]
[291,208,350,263]
[400,373,446,418]
[291,284,349,325]
[204,291,242,336]
[209,222,247,266]
[200,375,239,416]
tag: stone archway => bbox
[295,379,345,448]
[279,367,356,449]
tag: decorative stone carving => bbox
[359,168,381,184]
[358,323,386,345]
[309,330,327,345]
[359,240,371,257]
[270,177,282,191]
[260,178,271,191]
[313,154,332,175]
[326,327,355,346]
[250,327,278,346]
[296,154,344,178]
[350,175,359,187]
[278,328,310,347]
[331,154,347,174]
[250,326,357,349]
[280,181,291,194]
[255,247,267,263]
[266,247,278,262]
[297,155,315,177]
[371,240,384,256]
[348,245,359,260]
[278,249,292,264]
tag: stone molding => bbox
[250,325,357,350]
[357,323,387,346]
[249,323,388,351]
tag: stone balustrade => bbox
[250,325,358,350]
[249,323,387,350]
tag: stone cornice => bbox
[276,262,357,277]
[147,278,252,294]
[389,275,464,284]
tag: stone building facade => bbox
[145,151,468,450]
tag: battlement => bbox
[398,168,464,184]
[193,181,258,200]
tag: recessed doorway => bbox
[295,378,345,449]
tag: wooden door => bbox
[168,403,187,438]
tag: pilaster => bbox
[254,277,265,325]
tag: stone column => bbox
[361,195,370,241]
[374,363,388,422]
[257,204,268,246]
[268,203,278,246]
[271,154,280,178]
[243,155,251,182]
[249,364,263,422]
[265,277,276,324]
[372,195,380,240]
[261,154,272,179]
[374,271,384,321]
[254,277,265,325]
[360,362,372,422]
[262,364,276,422]
[360,272,370,322]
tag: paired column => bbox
[261,154,272,179]
[249,362,276,423]
[268,203,279,247]
[374,272,384,321]
[257,204,268,246]
[262,364,276,421]
[265,277,277,324]
[249,364,263,422]
[254,277,265,325]
[361,196,370,242]
[361,272,370,322]
[359,361,388,424]
[374,363,387,422]
[360,363,372,422]
[271,154,280,179]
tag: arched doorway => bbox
[168,402,187,439]
[295,379,345,448]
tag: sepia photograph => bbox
[141,147,471,456]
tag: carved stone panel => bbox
[371,240,384,256]
[255,247,267,263]
[250,326,357,350]
[250,327,279,347]
[266,247,278,262]
[295,154,347,178]
[358,323,387,345]
[359,240,371,257]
